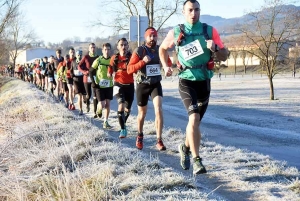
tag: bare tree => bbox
[0,0,22,36]
[0,0,23,63]
[4,14,36,67]
[235,0,300,100]
[229,48,238,75]
[93,0,184,34]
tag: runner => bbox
[53,49,64,101]
[45,55,57,95]
[41,56,48,92]
[127,27,172,151]
[159,0,228,174]
[33,59,42,88]
[57,54,71,108]
[78,43,99,113]
[90,43,113,128]
[71,50,85,115]
[68,48,76,110]
[108,38,134,138]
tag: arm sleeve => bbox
[91,58,99,69]
[108,56,115,74]
[89,67,96,82]
[127,52,146,74]
[78,56,87,73]
[212,27,224,49]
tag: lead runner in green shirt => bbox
[90,43,113,129]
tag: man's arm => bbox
[207,27,229,62]
[159,30,175,77]
[127,51,146,75]
[78,56,88,75]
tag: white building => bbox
[11,48,56,64]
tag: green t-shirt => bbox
[92,56,113,88]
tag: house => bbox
[10,47,56,65]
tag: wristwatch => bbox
[214,44,220,52]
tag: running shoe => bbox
[103,121,112,129]
[156,139,166,151]
[136,135,143,150]
[178,143,191,170]
[93,113,98,118]
[119,128,127,138]
[65,103,69,108]
[70,104,75,110]
[193,157,207,174]
[79,110,83,115]
[97,109,102,118]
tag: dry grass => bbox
[1,76,300,200]
[0,77,211,200]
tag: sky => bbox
[21,0,299,44]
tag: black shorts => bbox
[74,77,86,95]
[95,87,113,102]
[178,78,210,120]
[136,82,163,106]
[67,78,73,85]
[62,82,69,92]
[114,82,134,110]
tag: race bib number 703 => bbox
[179,40,204,61]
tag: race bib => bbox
[87,76,92,83]
[99,79,110,87]
[74,70,82,76]
[146,64,160,77]
[41,70,45,75]
[113,86,120,96]
[48,77,53,82]
[179,40,204,61]
[33,70,36,74]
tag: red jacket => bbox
[78,54,98,83]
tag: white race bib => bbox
[99,79,110,87]
[113,86,120,96]
[33,70,36,73]
[146,64,160,76]
[179,40,204,61]
[48,77,53,82]
[74,70,83,76]
[87,76,92,83]
[41,70,45,75]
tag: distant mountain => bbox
[200,4,300,35]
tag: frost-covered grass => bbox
[0,77,213,200]
[0,76,299,200]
